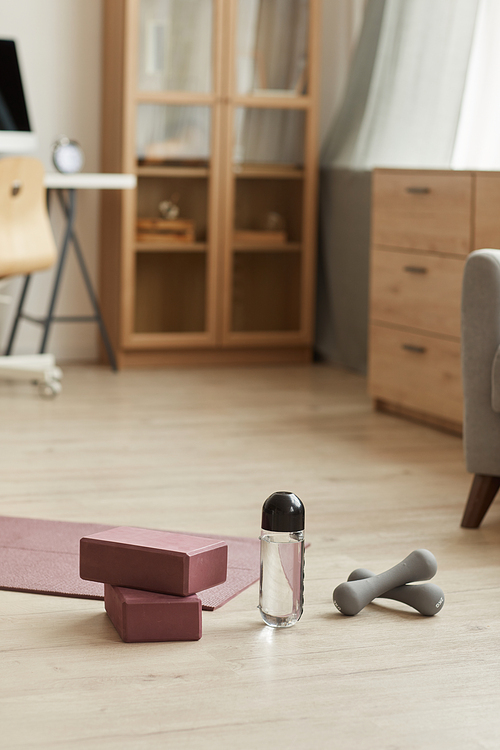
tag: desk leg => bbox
[39,189,75,355]
[4,275,32,355]
[55,189,118,372]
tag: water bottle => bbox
[259,491,305,628]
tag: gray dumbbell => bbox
[348,568,444,616]
[333,549,437,616]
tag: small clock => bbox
[52,136,85,174]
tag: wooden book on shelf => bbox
[233,229,287,245]
[137,158,209,169]
[136,218,195,243]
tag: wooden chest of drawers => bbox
[369,169,500,433]
[371,171,471,255]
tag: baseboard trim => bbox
[374,399,463,436]
[108,346,313,369]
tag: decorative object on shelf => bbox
[136,217,195,243]
[264,211,286,232]
[234,211,287,245]
[233,229,287,245]
[159,194,180,220]
[51,136,85,174]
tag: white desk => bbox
[43,172,136,190]
[6,173,136,371]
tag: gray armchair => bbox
[461,249,500,527]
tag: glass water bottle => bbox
[259,491,305,628]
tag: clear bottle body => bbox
[259,529,304,628]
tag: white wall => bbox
[0,0,102,361]
[0,0,362,362]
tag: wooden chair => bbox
[0,157,62,396]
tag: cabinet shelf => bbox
[233,164,304,180]
[135,241,208,253]
[136,91,216,106]
[234,94,311,110]
[137,166,210,178]
[232,242,301,252]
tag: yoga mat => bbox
[0,515,261,610]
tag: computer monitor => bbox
[0,39,37,153]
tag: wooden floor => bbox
[0,364,499,749]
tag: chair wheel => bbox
[38,379,62,398]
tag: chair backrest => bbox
[0,157,57,277]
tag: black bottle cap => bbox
[261,491,305,532]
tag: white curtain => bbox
[331,0,479,169]
[452,0,500,169]
[235,1,261,96]
[319,0,367,149]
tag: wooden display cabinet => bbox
[100,0,320,367]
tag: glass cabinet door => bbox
[228,105,306,338]
[130,0,218,346]
[101,0,318,360]
[235,0,309,97]
[136,104,211,164]
[226,0,312,342]
[138,0,214,93]
[233,107,305,167]
[128,0,315,348]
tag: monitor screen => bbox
[0,39,36,152]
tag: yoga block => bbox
[80,527,228,596]
[105,584,202,643]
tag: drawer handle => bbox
[403,265,428,274]
[402,343,427,354]
[406,186,430,194]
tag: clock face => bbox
[53,139,84,173]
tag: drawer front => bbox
[370,248,465,338]
[475,173,500,251]
[368,324,463,424]
[372,171,472,255]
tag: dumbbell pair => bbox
[333,549,444,617]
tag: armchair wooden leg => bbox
[461,474,500,528]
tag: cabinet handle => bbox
[406,186,430,194]
[402,343,427,354]
[403,265,428,274]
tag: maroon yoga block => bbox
[80,527,228,596]
[105,584,202,642]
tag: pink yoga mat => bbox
[0,515,260,610]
